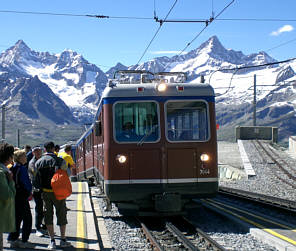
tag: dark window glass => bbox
[166,101,209,142]
[114,102,159,143]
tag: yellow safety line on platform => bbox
[203,199,296,246]
[208,199,296,231]
[77,182,86,249]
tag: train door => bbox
[79,140,86,179]
[165,100,210,183]
[97,111,104,181]
[113,101,161,183]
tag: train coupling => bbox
[154,192,182,212]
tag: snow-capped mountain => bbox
[0,75,76,124]
[130,36,277,79]
[1,36,296,144]
[129,36,296,143]
[105,62,128,78]
[0,40,107,123]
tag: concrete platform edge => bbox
[82,182,100,250]
[250,228,296,251]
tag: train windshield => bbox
[165,100,209,142]
[114,102,160,143]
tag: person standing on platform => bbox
[35,142,71,250]
[25,145,33,164]
[8,150,33,249]
[0,143,15,251]
[58,145,75,177]
[28,146,46,237]
[54,145,60,156]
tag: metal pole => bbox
[1,105,5,142]
[17,129,20,148]
[253,74,256,126]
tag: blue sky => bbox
[1,0,296,70]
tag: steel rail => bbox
[253,140,296,189]
[166,222,199,251]
[219,186,296,212]
[139,221,164,251]
[182,217,227,251]
[266,143,296,174]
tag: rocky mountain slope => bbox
[1,36,296,145]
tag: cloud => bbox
[150,50,187,55]
[270,25,294,36]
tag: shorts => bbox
[42,192,67,226]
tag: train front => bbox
[102,71,218,215]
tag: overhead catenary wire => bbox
[210,57,296,97]
[2,10,296,22]
[266,37,296,52]
[2,4,296,71]
[216,18,296,22]
[136,0,178,66]
[0,10,153,20]
[163,0,234,71]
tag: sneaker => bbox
[36,229,45,237]
[9,240,21,248]
[47,241,56,250]
[18,241,35,249]
[60,240,71,248]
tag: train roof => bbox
[101,81,215,99]
[77,71,215,145]
[76,125,93,146]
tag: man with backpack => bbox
[28,146,47,237]
[35,142,71,250]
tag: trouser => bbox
[42,192,67,226]
[33,191,44,230]
[8,198,32,242]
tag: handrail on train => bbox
[113,70,154,79]
[111,70,187,85]
[154,72,187,81]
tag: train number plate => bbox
[200,168,210,175]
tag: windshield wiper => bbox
[137,124,159,146]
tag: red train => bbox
[74,70,218,215]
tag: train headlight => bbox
[157,83,167,92]
[200,153,210,162]
[116,154,127,164]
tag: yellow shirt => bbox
[58,152,74,168]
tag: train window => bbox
[114,102,160,143]
[165,101,209,142]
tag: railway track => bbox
[139,217,227,251]
[201,196,296,250]
[252,140,296,189]
[219,186,296,212]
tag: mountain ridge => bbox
[1,36,296,145]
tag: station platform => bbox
[2,182,112,250]
[218,140,251,180]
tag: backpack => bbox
[51,168,72,200]
[50,154,72,200]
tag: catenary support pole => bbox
[253,74,256,126]
[17,129,20,148]
[1,105,5,142]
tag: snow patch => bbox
[270,101,292,107]
[62,73,80,84]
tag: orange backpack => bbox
[51,169,72,200]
